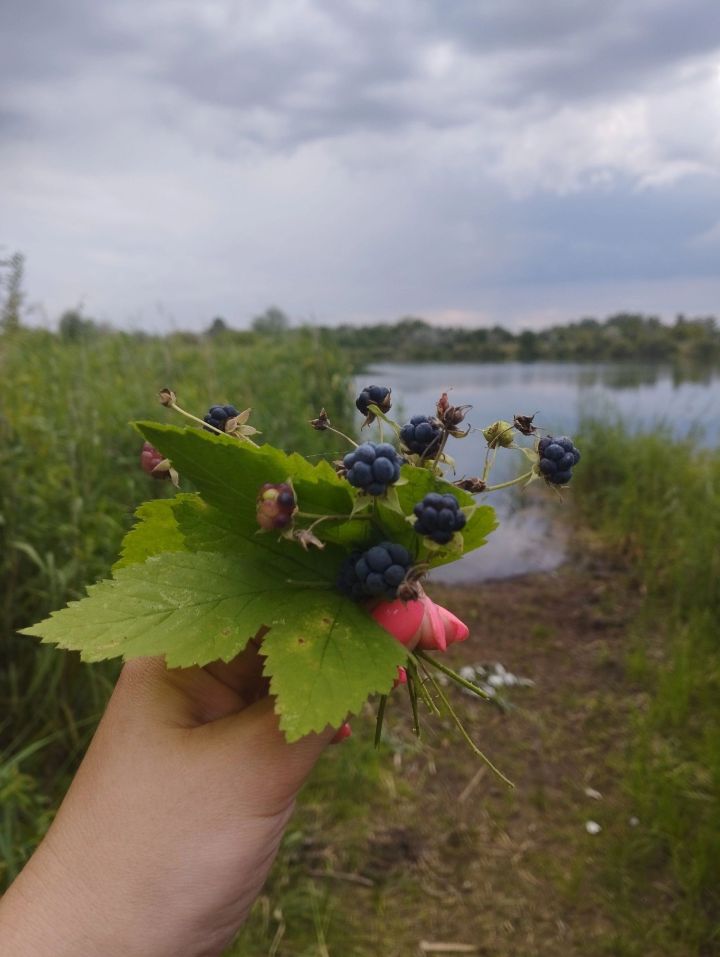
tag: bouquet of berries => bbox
[22,384,579,780]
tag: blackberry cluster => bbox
[140,442,170,480]
[537,435,581,485]
[355,384,391,416]
[413,492,466,544]
[338,542,413,599]
[343,442,401,496]
[400,415,442,457]
[203,404,239,433]
[256,482,296,530]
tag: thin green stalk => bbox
[169,400,260,448]
[418,660,514,788]
[406,668,421,736]
[485,470,533,493]
[414,649,492,701]
[374,695,387,747]
[323,424,358,448]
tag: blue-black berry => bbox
[356,385,392,417]
[343,442,401,495]
[400,415,442,457]
[203,404,239,433]
[338,541,413,600]
[537,435,581,485]
[413,492,466,544]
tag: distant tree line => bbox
[2,251,718,365]
[313,312,720,365]
[205,308,720,365]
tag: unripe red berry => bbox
[140,442,170,480]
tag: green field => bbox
[1,327,718,955]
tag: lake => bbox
[356,362,720,581]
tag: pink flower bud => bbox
[371,593,469,652]
[331,722,352,744]
[393,666,408,689]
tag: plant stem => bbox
[374,695,387,747]
[417,658,514,787]
[485,470,533,493]
[413,663,442,716]
[414,649,492,701]
[481,445,497,483]
[324,425,358,448]
[406,666,421,736]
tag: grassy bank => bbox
[573,419,720,954]
[0,327,355,885]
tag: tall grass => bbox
[573,418,720,953]
[0,326,355,886]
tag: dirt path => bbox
[271,552,659,957]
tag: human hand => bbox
[0,594,468,957]
[0,643,333,957]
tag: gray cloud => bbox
[1,0,720,328]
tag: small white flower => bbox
[584,787,602,800]
[585,820,602,835]
[629,816,640,827]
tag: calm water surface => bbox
[356,362,720,581]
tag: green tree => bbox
[206,316,229,336]
[251,307,290,335]
[58,309,98,341]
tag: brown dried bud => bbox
[332,459,348,478]
[436,392,471,432]
[513,413,538,436]
[454,477,487,494]
[158,388,176,407]
[293,528,325,551]
[310,408,331,431]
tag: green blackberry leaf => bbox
[263,592,407,740]
[114,494,195,570]
[21,549,405,740]
[135,423,368,550]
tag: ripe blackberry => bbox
[413,492,466,544]
[343,442,401,496]
[400,415,442,457]
[256,482,296,530]
[338,542,413,600]
[203,404,239,433]
[140,442,171,480]
[537,435,581,485]
[355,384,392,417]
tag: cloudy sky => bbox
[2,0,720,331]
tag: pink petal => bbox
[371,599,425,648]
